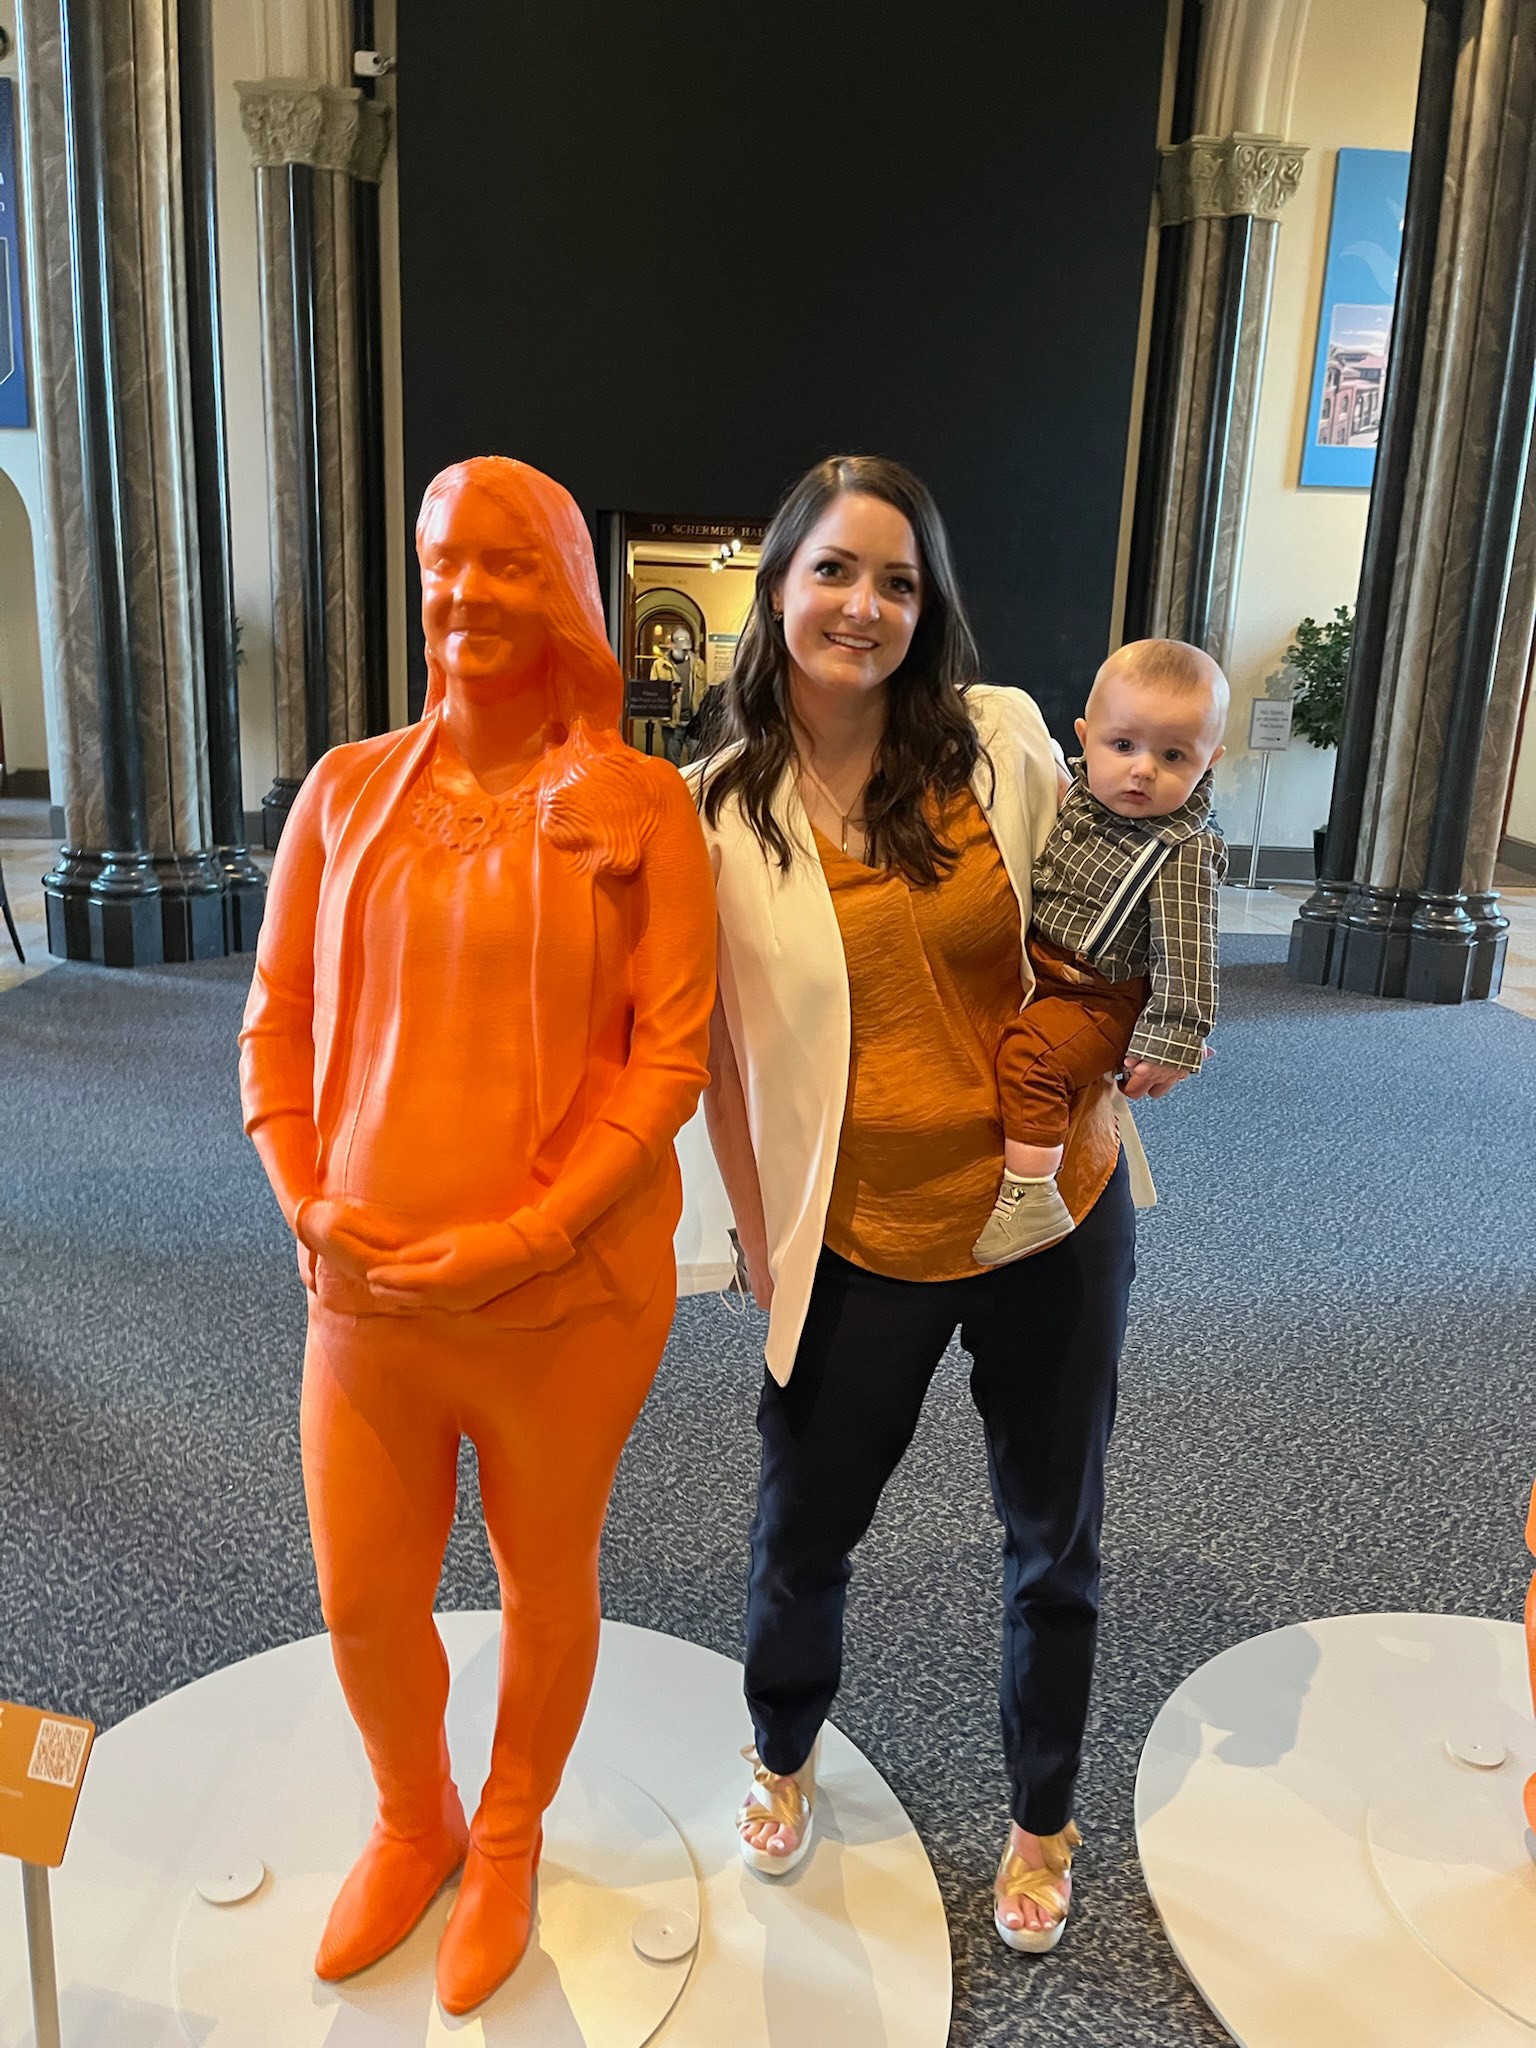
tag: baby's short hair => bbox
[1090,638,1230,737]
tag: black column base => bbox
[1465,891,1508,1000]
[44,848,101,960]
[218,850,267,954]
[262,777,302,850]
[45,849,167,966]
[156,855,227,963]
[1286,883,1507,1003]
[1335,888,1416,996]
[1287,910,1342,985]
[90,887,166,968]
[1403,928,1475,1004]
[1286,881,1353,986]
[57,851,167,967]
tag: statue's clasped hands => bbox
[296,1199,574,1313]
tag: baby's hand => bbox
[1118,1054,1200,1100]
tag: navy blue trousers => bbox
[744,1151,1134,1834]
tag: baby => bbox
[974,638,1229,1266]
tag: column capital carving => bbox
[235,79,391,183]
[1159,132,1307,225]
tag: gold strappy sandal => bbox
[736,1741,818,1876]
[993,1820,1081,1953]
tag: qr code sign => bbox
[27,1718,88,1790]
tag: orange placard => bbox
[0,1701,94,1868]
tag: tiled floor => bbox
[0,838,55,997]
[2,849,1533,1021]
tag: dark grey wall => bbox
[396,3,1166,737]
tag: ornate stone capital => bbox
[235,79,391,183]
[1159,132,1307,225]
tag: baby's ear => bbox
[1207,743,1226,767]
[1074,717,1087,748]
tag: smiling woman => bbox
[689,452,1142,1954]
[699,455,985,881]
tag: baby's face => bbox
[1075,674,1225,820]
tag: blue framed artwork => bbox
[1300,147,1409,489]
[0,79,28,430]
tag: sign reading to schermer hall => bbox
[0,80,29,430]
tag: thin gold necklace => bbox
[798,756,867,856]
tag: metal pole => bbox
[22,1863,62,2048]
[1248,750,1272,892]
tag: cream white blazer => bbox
[688,683,1155,1385]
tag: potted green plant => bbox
[1284,604,1352,874]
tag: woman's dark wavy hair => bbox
[698,454,986,883]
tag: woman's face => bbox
[419,483,550,693]
[774,492,924,704]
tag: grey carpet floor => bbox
[1,936,1533,2046]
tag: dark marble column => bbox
[178,0,265,952]
[1135,131,1307,667]
[236,78,390,845]
[1122,0,1201,646]
[1290,0,1536,1004]
[19,0,253,964]
[49,0,163,967]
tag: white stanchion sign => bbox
[1248,698,1295,751]
[1245,698,1294,889]
[1253,696,1302,753]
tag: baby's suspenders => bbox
[1079,833,1176,968]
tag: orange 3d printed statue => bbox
[239,457,715,2015]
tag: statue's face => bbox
[419,483,549,691]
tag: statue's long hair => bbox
[416,456,657,873]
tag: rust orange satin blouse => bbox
[819,790,1119,1281]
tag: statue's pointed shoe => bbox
[314,1809,470,1983]
[433,1830,542,2017]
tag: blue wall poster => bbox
[0,78,29,430]
[1300,147,1410,489]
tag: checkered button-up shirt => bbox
[1030,762,1226,1073]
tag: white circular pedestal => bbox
[0,1615,951,2047]
[1136,1611,1536,2048]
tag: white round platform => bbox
[1136,1611,1536,2048]
[0,1615,951,2047]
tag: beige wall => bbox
[1217,0,1423,849]
[0,450,48,779]
[1507,701,1536,845]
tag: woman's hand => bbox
[748,1257,774,1313]
[1118,1054,1199,1101]
[738,1234,774,1312]
[367,1223,542,1312]
[367,1212,574,1313]
[295,1196,399,1279]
